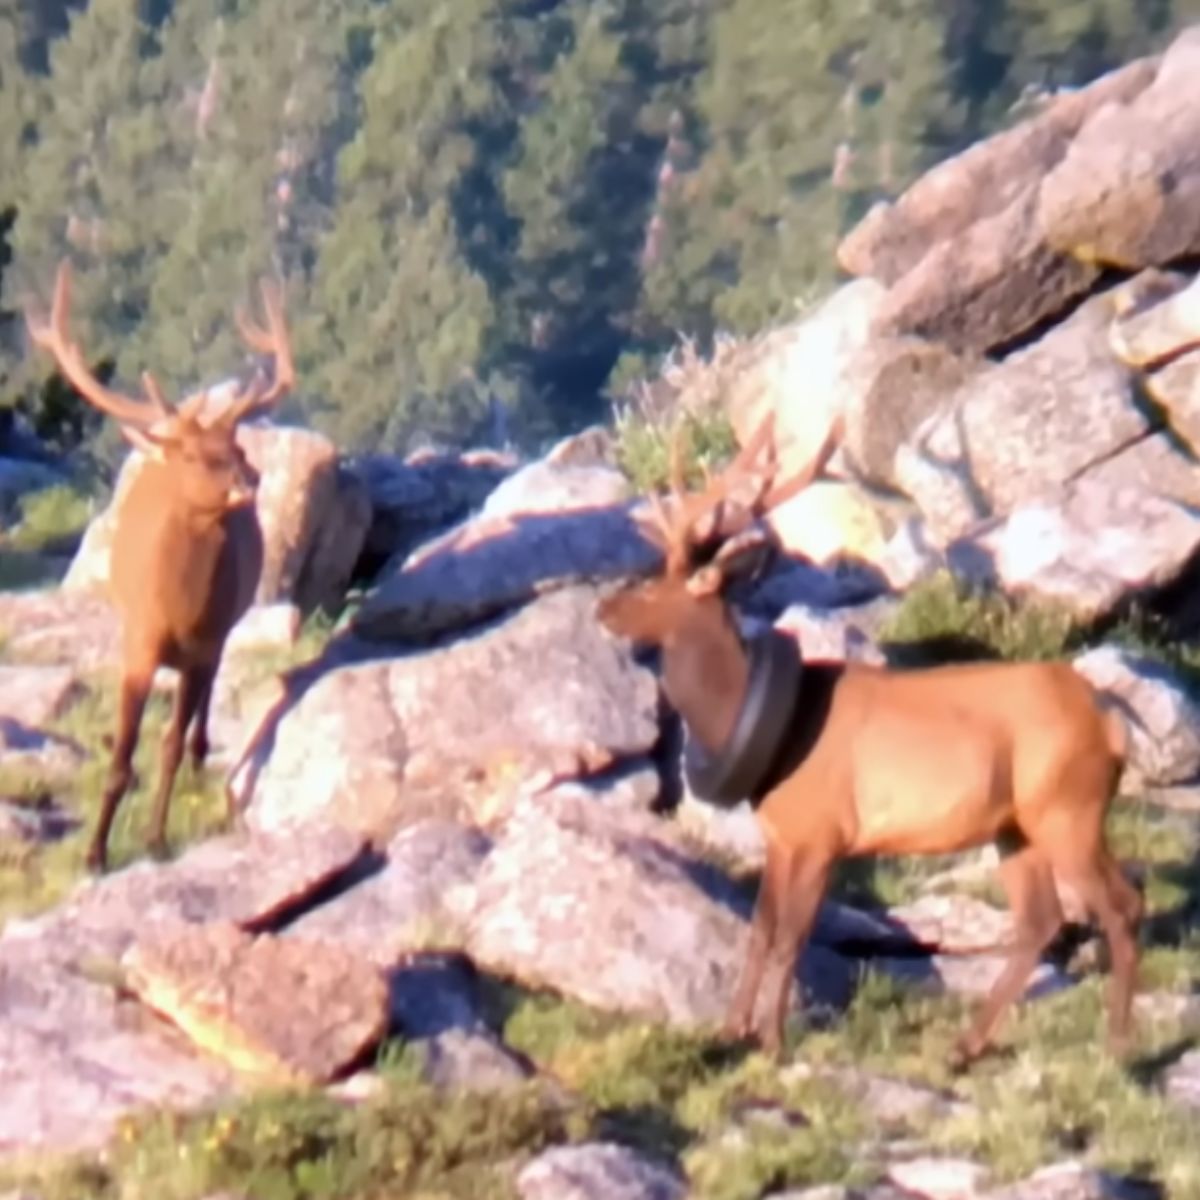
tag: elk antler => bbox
[634,411,843,577]
[25,261,174,427]
[634,412,778,575]
[218,277,294,428]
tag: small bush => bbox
[613,404,738,495]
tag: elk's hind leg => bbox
[146,664,214,860]
[952,833,1063,1069]
[88,671,153,873]
[1046,834,1142,1056]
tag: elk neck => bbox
[660,601,750,754]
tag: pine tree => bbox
[3,0,163,420]
[639,0,960,339]
[305,1,504,451]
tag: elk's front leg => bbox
[758,848,833,1057]
[88,671,152,873]
[188,664,217,774]
[722,835,792,1042]
[146,665,213,860]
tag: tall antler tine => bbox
[49,259,72,334]
[730,410,777,478]
[140,370,174,419]
[26,258,162,428]
[667,413,689,501]
[220,275,294,428]
[758,411,844,512]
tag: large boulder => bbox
[837,55,1159,283]
[1037,30,1200,269]
[945,479,1200,620]
[895,287,1152,525]
[0,821,366,1154]
[0,588,121,670]
[352,462,658,644]
[458,791,856,1030]
[722,278,887,477]
[1073,645,1200,787]
[238,585,661,838]
[871,185,1101,355]
[350,447,515,574]
[837,335,978,491]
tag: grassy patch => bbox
[879,570,1081,664]
[7,483,94,553]
[0,674,229,928]
[612,402,739,495]
[2,1066,579,1200]
[500,987,868,1199]
[0,483,94,591]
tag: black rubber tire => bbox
[683,630,803,808]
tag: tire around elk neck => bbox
[683,629,803,808]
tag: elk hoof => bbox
[84,846,108,875]
[146,837,171,863]
[948,1037,982,1074]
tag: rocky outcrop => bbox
[122,922,390,1084]
[351,466,657,644]
[237,585,661,837]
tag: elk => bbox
[597,415,1142,1067]
[25,260,294,872]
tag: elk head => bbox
[598,412,843,648]
[24,260,294,521]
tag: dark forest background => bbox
[1,0,1197,464]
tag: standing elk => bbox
[24,260,294,872]
[597,416,1142,1067]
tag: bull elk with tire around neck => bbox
[597,414,1141,1068]
[24,260,295,872]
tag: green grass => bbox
[2,1065,581,1200]
[0,673,230,927]
[0,603,339,928]
[879,570,1082,664]
[5,832,1200,1200]
[612,403,739,495]
[6,483,94,553]
[0,482,94,592]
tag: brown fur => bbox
[26,261,292,871]
[598,421,1142,1067]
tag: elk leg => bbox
[187,666,216,773]
[758,849,833,1057]
[88,672,153,873]
[722,836,791,1042]
[1053,843,1142,1056]
[146,666,211,860]
[952,837,1062,1068]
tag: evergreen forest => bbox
[1,0,1198,462]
